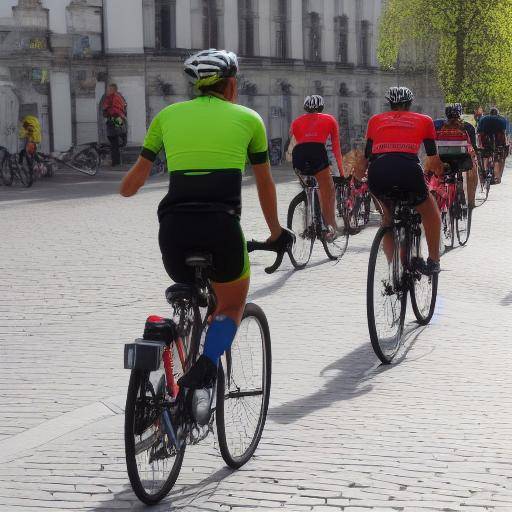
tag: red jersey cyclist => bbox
[355,86,444,274]
[290,95,344,238]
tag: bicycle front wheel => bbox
[367,227,407,364]
[125,369,185,505]
[216,303,271,469]
[455,181,471,246]
[322,199,349,260]
[287,191,314,269]
[0,155,13,186]
[410,228,439,325]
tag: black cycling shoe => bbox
[178,355,217,390]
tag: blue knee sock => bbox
[203,315,238,365]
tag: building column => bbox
[258,0,271,57]
[176,0,192,48]
[290,0,303,60]
[323,0,335,62]
[223,0,238,52]
[50,71,72,151]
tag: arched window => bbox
[335,15,348,64]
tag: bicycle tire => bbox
[287,191,314,269]
[367,227,407,364]
[362,193,371,225]
[70,147,100,175]
[0,155,13,186]
[125,369,185,505]
[410,229,439,325]
[18,153,34,188]
[441,208,454,249]
[216,303,271,469]
[455,181,471,246]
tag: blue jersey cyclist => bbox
[120,49,289,407]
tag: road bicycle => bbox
[0,146,33,187]
[124,241,273,505]
[287,171,349,269]
[336,175,371,233]
[367,189,439,364]
[39,143,106,176]
[474,148,492,206]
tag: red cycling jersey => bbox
[291,113,343,170]
[366,111,436,155]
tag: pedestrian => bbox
[102,83,127,167]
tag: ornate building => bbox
[0,0,443,158]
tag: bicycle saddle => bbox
[165,283,198,303]
[185,252,213,268]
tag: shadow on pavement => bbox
[270,321,427,425]
[91,466,234,511]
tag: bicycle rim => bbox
[216,303,271,468]
[322,207,349,260]
[287,191,314,269]
[367,227,407,364]
[125,369,185,505]
[410,229,438,325]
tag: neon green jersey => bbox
[141,95,269,172]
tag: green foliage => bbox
[378,0,512,109]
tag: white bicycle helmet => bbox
[304,94,325,113]
[184,48,239,88]
[385,86,414,105]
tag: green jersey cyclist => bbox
[120,48,291,411]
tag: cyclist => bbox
[355,86,444,274]
[289,95,344,238]
[119,49,290,413]
[477,107,509,184]
[434,103,477,208]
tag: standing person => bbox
[102,83,127,167]
[289,95,344,239]
[477,107,509,184]
[434,103,478,208]
[119,49,290,417]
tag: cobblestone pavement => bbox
[1,164,512,511]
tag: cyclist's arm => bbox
[120,156,152,197]
[120,113,162,197]
[423,119,444,175]
[329,116,344,175]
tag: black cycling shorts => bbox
[368,154,429,207]
[292,142,330,175]
[159,212,249,284]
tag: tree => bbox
[377,0,512,109]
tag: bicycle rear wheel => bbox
[125,368,185,505]
[367,227,407,364]
[475,168,490,206]
[322,195,349,260]
[410,228,438,325]
[441,208,454,249]
[455,180,471,246]
[287,191,314,269]
[216,303,271,468]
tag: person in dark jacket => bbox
[102,83,127,167]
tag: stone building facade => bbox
[0,0,443,158]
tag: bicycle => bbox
[287,171,349,269]
[0,146,33,187]
[337,175,372,233]
[367,189,439,364]
[124,248,272,505]
[475,147,493,206]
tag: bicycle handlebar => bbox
[247,228,295,274]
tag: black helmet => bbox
[445,103,463,119]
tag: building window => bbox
[239,0,256,56]
[275,0,288,59]
[203,0,218,48]
[156,0,176,50]
[308,12,321,62]
[359,20,370,67]
[335,15,348,64]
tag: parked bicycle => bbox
[367,189,439,364]
[336,175,372,233]
[124,249,271,505]
[287,171,349,269]
[0,146,34,187]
